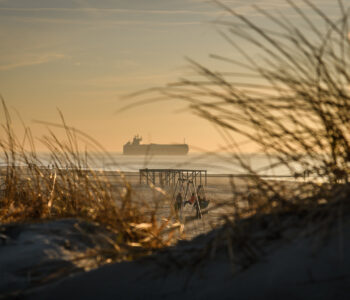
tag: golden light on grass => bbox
[0,99,182,264]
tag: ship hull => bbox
[123,144,189,155]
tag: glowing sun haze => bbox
[0,0,340,152]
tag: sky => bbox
[0,0,342,152]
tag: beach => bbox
[0,169,242,296]
[0,166,298,241]
[105,171,299,239]
[2,0,350,297]
[20,216,350,300]
[1,166,349,299]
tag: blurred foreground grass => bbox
[2,0,350,280]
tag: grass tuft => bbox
[0,99,181,263]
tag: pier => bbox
[139,169,207,186]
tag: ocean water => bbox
[1,152,317,179]
[85,153,302,177]
[0,152,309,176]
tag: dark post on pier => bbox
[139,169,207,187]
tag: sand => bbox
[0,219,120,296]
[2,171,347,299]
[13,211,350,300]
[119,173,247,239]
[0,172,240,296]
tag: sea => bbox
[0,152,323,181]
[65,152,304,178]
[1,152,322,181]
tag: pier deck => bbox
[139,168,207,186]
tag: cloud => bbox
[0,53,65,71]
[0,1,338,27]
[195,0,338,17]
[201,0,342,24]
[0,6,218,16]
[0,15,202,27]
[0,0,339,18]
[0,4,210,26]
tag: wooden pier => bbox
[139,169,207,186]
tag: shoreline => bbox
[0,166,315,191]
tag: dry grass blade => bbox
[124,0,350,269]
[0,102,182,268]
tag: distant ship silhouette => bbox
[123,135,189,155]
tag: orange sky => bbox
[0,0,339,152]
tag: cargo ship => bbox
[123,135,189,155]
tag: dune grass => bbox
[136,0,350,208]
[124,0,350,269]
[2,0,350,279]
[0,100,182,263]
